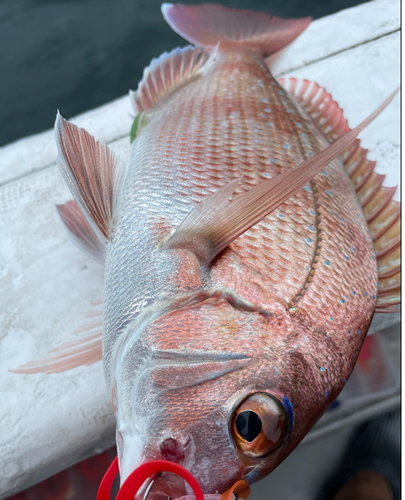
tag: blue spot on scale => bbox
[304,186,311,192]
[304,336,309,342]
[344,255,349,261]
[310,209,315,215]
[282,396,294,428]
[264,108,270,112]
[372,295,375,300]
[347,330,350,334]
[339,217,344,223]
[322,170,327,175]
[364,292,367,297]
[341,299,345,304]
[325,392,329,397]
[262,98,267,102]
[308,151,313,156]
[309,225,315,232]
[271,159,276,163]
[330,317,333,321]
[345,296,348,299]
[320,367,325,372]
[325,260,330,265]
[307,237,313,243]
[352,291,356,296]
[343,379,346,383]
[284,144,289,149]
[327,190,332,195]
[352,246,356,252]
[279,90,284,95]
[358,329,361,335]
[268,122,273,126]
[296,123,301,127]
[278,213,285,218]
[256,140,262,144]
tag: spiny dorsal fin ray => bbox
[165,90,398,267]
[130,45,214,114]
[55,113,125,241]
[56,200,106,264]
[279,77,400,313]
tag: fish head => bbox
[111,293,332,498]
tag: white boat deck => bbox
[0,0,399,497]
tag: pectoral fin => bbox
[165,90,397,267]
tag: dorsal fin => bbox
[55,113,125,241]
[130,45,213,114]
[164,90,397,267]
[56,199,106,263]
[161,3,311,56]
[279,78,400,312]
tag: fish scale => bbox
[104,51,378,391]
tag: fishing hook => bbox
[143,472,171,500]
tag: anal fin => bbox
[57,199,106,263]
[55,114,125,242]
[279,77,400,313]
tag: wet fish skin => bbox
[104,47,377,494]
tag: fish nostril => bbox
[160,437,186,463]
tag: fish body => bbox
[105,49,378,493]
[41,3,399,498]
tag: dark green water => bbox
[1,0,369,147]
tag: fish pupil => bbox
[236,411,262,442]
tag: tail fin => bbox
[161,3,311,56]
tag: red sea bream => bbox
[16,3,400,498]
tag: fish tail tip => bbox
[161,3,173,17]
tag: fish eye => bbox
[231,393,289,458]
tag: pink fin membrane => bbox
[55,113,125,241]
[11,301,103,374]
[57,199,106,263]
[279,78,400,313]
[165,90,397,269]
[131,45,212,113]
[161,3,311,56]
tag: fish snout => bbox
[160,436,190,463]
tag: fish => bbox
[14,3,400,498]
